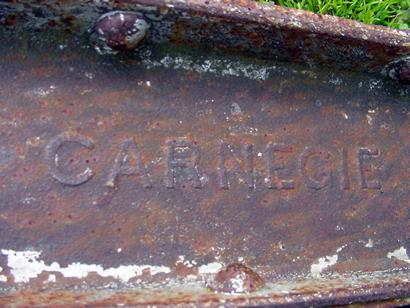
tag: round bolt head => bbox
[383,57,410,85]
[208,263,265,294]
[92,11,150,54]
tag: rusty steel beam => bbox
[1,0,410,77]
[0,0,409,306]
[118,0,410,76]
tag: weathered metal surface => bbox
[0,0,409,306]
[118,0,410,76]
[1,0,410,76]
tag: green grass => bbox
[260,0,410,29]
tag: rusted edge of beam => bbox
[116,0,410,76]
[2,0,410,77]
[0,270,409,306]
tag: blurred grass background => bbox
[260,0,410,29]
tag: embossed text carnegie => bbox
[45,132,383,191]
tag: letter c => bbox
[45,132,94,185]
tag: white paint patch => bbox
[85,72,94,80]
[387,246,410,264]
[0,266,6,282]
[336,244,347,253]
[175,255,196,268]
[198,262,223,274]
[230,274,246,294]
[230,102,242,115]
[1,249,171,283]
[329,75,342,85]
[140,52,275,81]
[365,239,374,248]
[366,114,373,125]
[185,274,198,281]
[310,254,338,278]
[47,274,56,283]
[33,85,56,97]
[22,196,36,205]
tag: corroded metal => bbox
[91,11,150,54]
[210,263,265,293]
[0,0,409,306]
[383,56,410,84]
[119,0,410,76]
[1,0,409,76]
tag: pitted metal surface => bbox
[0,0,409,306]
[1,0,409,76]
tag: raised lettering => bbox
[105,139,152,188]
[218,142,254,189]
[300,147,332,190]
[265,143,294,190]
[45,132,94,186]
[164,139,202,188]
[339,148,350,190]
[357,147,381,189]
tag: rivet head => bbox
[383,56,410,84]
[208,263,265,294]
[91,11,150,54]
